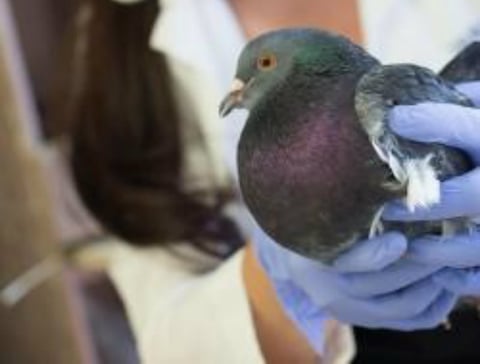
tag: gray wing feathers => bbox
[355,64,471,211]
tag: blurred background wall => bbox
[10,0,77,121]
[0,1,138,363]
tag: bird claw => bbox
[442,319,452,330]
[369,206,385,238]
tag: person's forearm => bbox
[242,243,318,363]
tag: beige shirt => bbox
[107,241,354,364]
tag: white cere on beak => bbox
[230,79,246,96]
[219,78,248,117]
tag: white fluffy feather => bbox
[403,155,440,211]
[371,136,441,211]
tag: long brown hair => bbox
[48,0,243,256]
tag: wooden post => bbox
[0,2,84,363]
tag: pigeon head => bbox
[219,28,374,117]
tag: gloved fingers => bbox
[298,311,329,354]
[273,280,328,352]
[367,290,457,331]
[383,169,480,221]
[329,278,444,322]
[252,227,303,281]
[332,232,407,273]
[273,232,411,306]
[339,258,440,297]
[289,265,351,306]
[255,230,413,307]
[456,81,480,106]
[433,268,480,295]
[407,232,480,268]
[290,259,438,307]
[274,280,322,320]
[362,278,445,320]
[253,229,348,306]
[390,103,480,164]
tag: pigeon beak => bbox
[219,78,246,117]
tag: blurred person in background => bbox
[42,0,480,363]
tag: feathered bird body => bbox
[221,29,478,262]
[239,63,394,260]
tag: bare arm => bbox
[243,243,318,363]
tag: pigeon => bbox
[219,28,479,263]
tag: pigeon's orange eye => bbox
[257,54,277,71]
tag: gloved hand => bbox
[383,81,480,296]
[254,227,456,353]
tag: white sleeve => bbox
[106,242,355,364]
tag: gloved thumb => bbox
[332,232,407,273]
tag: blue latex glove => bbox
[383,81,480,296]
[254,227,456,353]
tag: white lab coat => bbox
[105,0,480,363]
